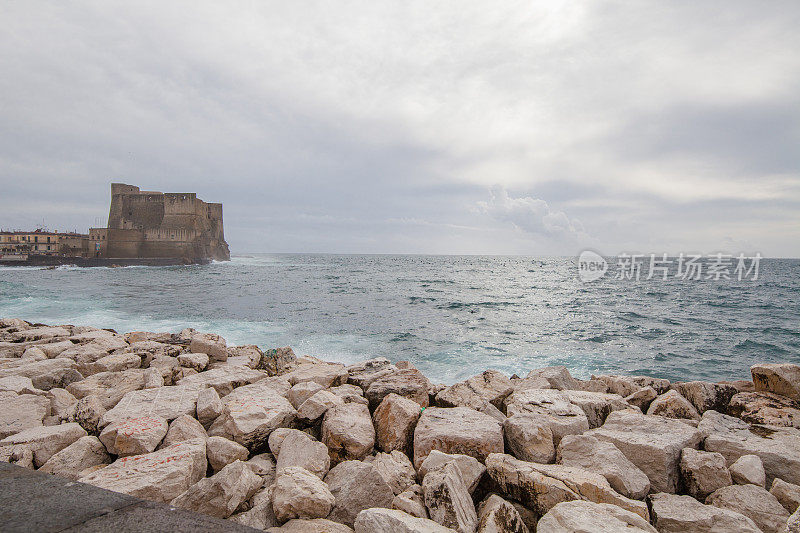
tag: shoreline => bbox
[1,317,799,532]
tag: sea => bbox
[1,254,798,385]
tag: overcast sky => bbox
[1,2,798,256]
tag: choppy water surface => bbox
[1,255,798,384]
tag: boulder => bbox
[0,375,43,395]
[254,346,298,376]
[0,358,83,390]
[435,370,514,411]
[38,435,111,480]
[624,387,657,412]
[679,447,732,500]
[276,429,330,479]
[211,381,297,451]
[484,454,575,516]
[230,485,279,529]
[325,460,395,527]
[648,492,761,533]
[70,395,106,435]
[536,500,656,533]
[673,381,738,414]
[699,410,800,485]
[353,508,454,533]
[770,478,800,513]
[789,508,800,533]
[557,434,650,500]
[77,352,141,377]
[751,363,800,400]
[526,366,578,390]
[476,494,529,533]
[100,385,203,427]
[730,454,766,487]
[413,407,503,469]
[393,484,428,519]
[177,352,209,372]
[272,466,335,522]
[285,357,347,388]
[366,451,417,495]
[80,438,207,502]
[503,389,589,445]
[0,391,49,439]
[188,334,227,362]
[172,460,262,518]
[587,410,702,493]
[374,393,421,456]
[594,375,641,397]
[322,403,376,463]
[0,422,86,467]
[247,452,277,480]
[177,366,269,396]
[346,358,398,389]
[646,389,700,420]
[419,450,485,494]
[330,384,369,405]
[728,391,800,428]
[561,390,633,429]
[160,414,207,448]
[422,461,477,532]
[706,484,789,533]
[99,414,169,456]
[503,414,554,464]
[297,390,345,423]
[66,369,144,409]
[207,435,250,472]
[366,369,431,409]
[268,518,353,532]
[196,386,224,427]
[287,382,324,409]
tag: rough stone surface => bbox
[177,365,268,396]
[648,492,761,533]
[706,483,789,533]
[66,369,144,410]
[366,369,431,409]
[38,435,111,480]
[346,357,398,389]
[503,389,589,445]
[80,438,207,503]
[699,410,800,486]
[561,390,633,429]
[673,381,738,414]
[751,363,800,400]
[536,500,656,533]
[0,358,83,390]
[419,450,485,494]
[171,460,262,518]
[196,386,223,427]
[325,459,395,527]
[476,493,529,533]
[287,381,324,409]
[435,370,514,411]
[70,395,106,435]
[229,485,278,529]
[393,484,428,519]
[188,335,227,362]
[353,508,454,533]
[624,387,657,412]
[99,414,169,456]
[587,410,702,493]
[177,352,209,372]
[728,391,800,428]
[285,357,347,388]
[503,414,555,464]
[255,346,297,377]
[160,414,207,448]
[322,403,376,463]
[413,407,503,469]
[788,508,800,533]
[557,434,650,500]
[0,391,49,439]
[100,385,201,427]
[272,466,335,522]
[526,366,578,390]
[206,435,249,472]
[0,422,87,467]
[367,450,417,495]
[679,447,732,500]
[422,461,478,532]
[646,389,700,420]
[297,389,344,423]
[770,478,800,513]
[276,429,331,479]
[729,454,766,487]
[374,393,421,456]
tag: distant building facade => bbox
[0,230,89,257]
[101,183,229,261]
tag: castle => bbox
[89,183,230,262]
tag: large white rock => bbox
[177,365,269,396]
[730,454,766,487]
[419,450,485,495]
[0,391,49,439]
[673,381,738,414]
[325,460,396,527]
[678,447,732,500]
[100,385,202,427]
[80,438,207,503]
[422,461,477,532]
[322,403,376,463]
[354,508,455,533]
[287,382,325,409]
[374,393,421,457]
[561,390,633,428]
[0,422,86,467]
[346,357,397,389]
[435,370,514,411]
[366,451,417,496]
[229,485,279,529]
[503,414,555,464]
[476,493,528,533]
[0,375,43,395]
[0,358,83,390]
[171,460,262,518]
[177,352,209,372]
[706,483,789,533]
[276,429,331,479]
[196,386,224,427]
[297,390,344,423]
[70,395,106,435]
[648,492,761,533]
[700,409,800,485]
[526,366,578,390]
[536,500,656,533]
[646,389,700,420]
[557,434,650,500]
[413,407,503,469]
[272,466,336,522]
[393,484,428,519]
[503,389,589,446]
[770,478,800,514]
[365,369,431,409]
[159,414,207,448]
[189,334,228,362]
[77,352,141,377]
[586,410,702,493]
[38,435,111,480]
[751,363,800,400]
[207,435,250,472]
[99,414,169,456]
[66,369,145,409]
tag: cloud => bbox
[478,187,588,242]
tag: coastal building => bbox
[0,230,88,257]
